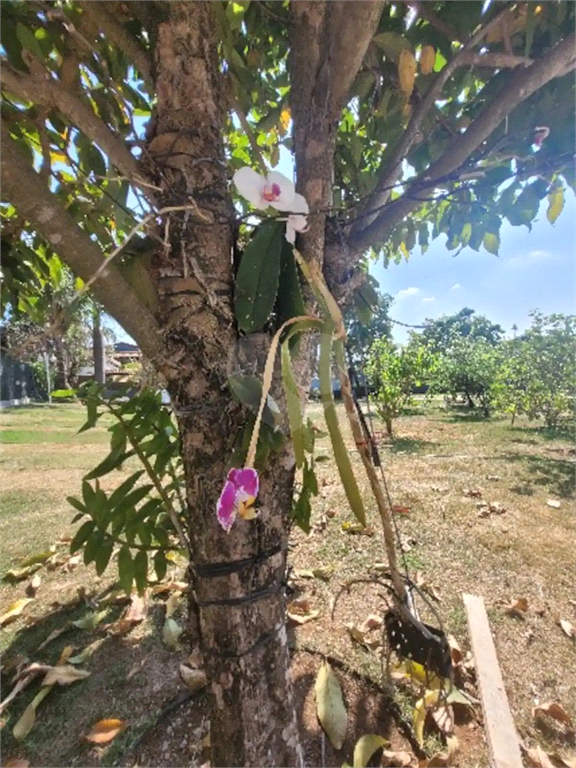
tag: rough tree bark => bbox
[145,4,302,765]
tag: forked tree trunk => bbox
[148,4,302,765]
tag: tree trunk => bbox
[52,336,70,390]
[465,392,475,409]
[93,309,106,385]
[385,417,393,436]
[147,4,303,764]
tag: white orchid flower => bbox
[233,166,309,243]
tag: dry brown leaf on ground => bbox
[546,499,561,509]
[0,665,48,715]
[165,591,183,618]
[488,501,507,514]
[25,573,42,597]
[287,608,320,625]
[431,701,454,736]
[0,599,33,627]
[71,610,108,630]
[124,592,148,623]
[532,701,574,729]
[381,749,413,767]
[315,662,347,750]
[463,489,483,498]
[4,564,42,583]
[42,665,90,686]
[506,597,529,616]
[360,614,382,633]
[84,718,128,744]
[523,743,556,768]
[391,505,411,515]
[558,619,575,639]
[179,665,207,691]
[56,646,76,666]
[36,624,72,651]
[4,759,30,767]
[447,635,463,666]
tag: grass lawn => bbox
[0,401,574,767]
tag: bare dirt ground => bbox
[1,401,574,767]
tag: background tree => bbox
[494,311,576,427]
[2,2,575,764]
[420,306,504,352]
[366,337,436,434]
[344,278,393,367]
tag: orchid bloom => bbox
[233,167,309,243]
[533,126,550,148]
[217,467,259,533]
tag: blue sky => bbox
[110,148,575,346]
[372,191,576,343]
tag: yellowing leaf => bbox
[353,734,388,767]
[398,48,417,96]
[419,45,436,74]
[4,564,42,583]
[279,108,291,132]
[42,665,90,686]
[179,665,207,691]
[12,685,52,740]
[547,187,564,224]
[315,662,347,750]
[162,617,183,649]
[19,550,54,568]
[414,689,441,745]
[71,610,108,630]
[483,231,500,255]
[56,646,76,666]
[506,597,529,616]
[0,599,33,627]
[84,718,127,744]
[37,625,72,651]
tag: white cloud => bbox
[396,287,420,300]
[529,249,549,259]
[450,283,462,291]
[421,297,436,303]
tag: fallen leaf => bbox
[431,701,454,735]
[179,665,207,691]
[5,759,30,767]
[0,599,33,627]
[4,565,42,583]
[523,744,555,768]
[488,501,507,514]
[67,640,102,665]
[353,734,388,767]
[12,686,52,740]
[165,591,182,618]
[188,647,203,669]
[25,573,42,598]
[65,553,82,572]
[42,665,90,686]
[381,750,413,767]
[287,599,312,615]
[360,614,382,633]
[0,665,47,715]
[558,619,575,639]
[162,617,183,649]
[293,569,315,580]
[99,589,130,606]
[486,475,500,481]
[506,597,529,616]
[315,662,347,750]
[463,489,482,498]
[447,635,463,666]
[546,499,561,509]
[37,625,72,651]
[414,689,442,745]
[56,646,76,666]
[426,754,449,767]
[532,702,574,729]
[84,718,128,744]
[287,609,320,625]
[312,566,333,581]
[71,610,108,630]
[124,592,148,623]
[20,550,54,567]
[391,505,411,515]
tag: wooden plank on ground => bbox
[463,593,524,768]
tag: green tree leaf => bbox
[117,545,134,594]
[134,550,148,594]
[234,220,284,332]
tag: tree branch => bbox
[79,1,154,90]
[461,51,533,68]
[1,119,162,361]
[0,61,147,193]
[408,1,463,43]
[290,1,384,265]
[351,4,513,236]
[348,32,576,256]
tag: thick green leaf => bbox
[276,239,305,325]
[372,32,413,62]
[228,374,281,429]
[108,471,145,508]
[70,520,95,553]
[95,537,114,576]
[117,545,134,593]
[84,447,129,481]
[353,735,388,768]
[319,326,366,527]
[154,549,168,581]
[281,340,305,468]
[83,531,105,566]
[16,23,44,61]
[234,220,283,332]
[67,496,87,514]
[134,550,148,594]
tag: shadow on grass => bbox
[509,423,575,443]
[443,408,495,423]
[387,437,439,454]
[500,452,575,499]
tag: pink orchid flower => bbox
[217,467,259,533]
